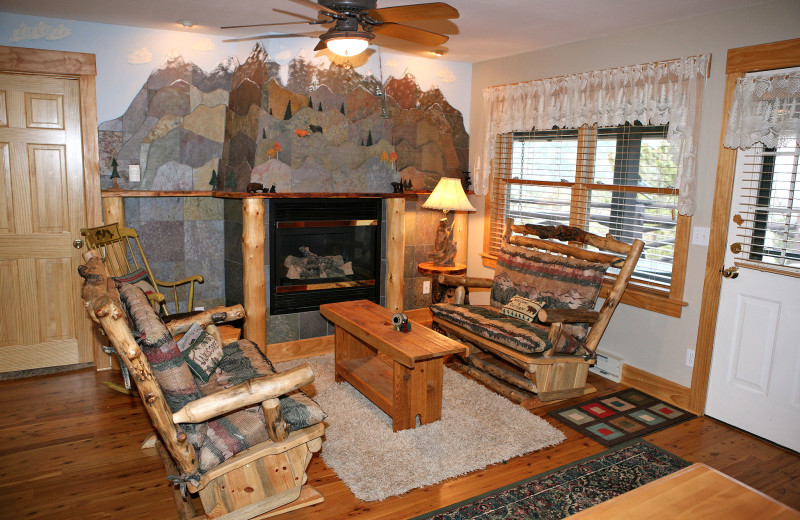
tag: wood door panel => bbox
[0,90,6,127]
[28,144,68,233]
[0,260,22,347]
[0,142,11,233]
[36,258,75,342]
[24,93,63,129]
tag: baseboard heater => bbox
[589,350,623,382]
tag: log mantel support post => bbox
[103,196,125,229]
[242,198,267,351]
[386,198,405,313]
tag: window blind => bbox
[733,138,800,275]
[489,123,680,288]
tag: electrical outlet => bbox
[128,164,141,182]
[686,349,695,367]
[692,226,710,246]
[422,280,431,294]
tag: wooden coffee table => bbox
[320,300,467,432]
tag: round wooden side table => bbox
[417,261,467,304]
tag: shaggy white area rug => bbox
[276,354,566,502]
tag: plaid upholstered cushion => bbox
[431,303,593,358]
[118,283,326,475]
[118,284,208,449]
[490,241,609,342]
[196,340,326,472]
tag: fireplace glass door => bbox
[270,199,382,314]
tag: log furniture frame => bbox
[78,257,325,520]
[434,218,644,406]
[320,299,466,432]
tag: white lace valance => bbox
[724,69,800,150]
[474,54,710,216]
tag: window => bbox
[485,123,690,316]
[733,138,800,274]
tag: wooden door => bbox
[0,72,93,372]
[706,142,800,452]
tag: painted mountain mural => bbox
[99,44,469,193]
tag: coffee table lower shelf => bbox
[336,357,393,417]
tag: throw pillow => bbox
[501,295,545,323]
[184,329,225,382]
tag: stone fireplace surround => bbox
[107,189,458,349]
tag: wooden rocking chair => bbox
[79,257,326,519]
[432,219,644,406]
[81,222,204,315]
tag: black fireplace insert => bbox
[269,198,382,315]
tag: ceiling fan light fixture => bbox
[321,30,375,57]
[327,36,370,57]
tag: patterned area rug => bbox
[413,440,690,520]
[547,388,694,446]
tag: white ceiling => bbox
[1,0,767,62]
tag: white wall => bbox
[467,0,800,387]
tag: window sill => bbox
[480,253,686,318]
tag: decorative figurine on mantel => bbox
[209,169,219,189]
[107,158,122,191]
[422,177,476,267]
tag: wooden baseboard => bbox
[620,364,691,410]
[265,336,334,363]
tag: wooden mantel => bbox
[99,191,408,352]
[101,191,406,199]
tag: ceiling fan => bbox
[221,0,459,57]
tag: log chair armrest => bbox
[437,274,494,289]
[538,308,600,324]
[165,304,246,336]
[154,274,205,288]
[172,364,314,425]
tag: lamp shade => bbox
[422,177,476,212]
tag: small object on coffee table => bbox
[321,300,466,432]
[391,312,411,332]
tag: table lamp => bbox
[422,177,476,267]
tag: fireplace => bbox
[269,198,382,315]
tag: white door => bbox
[706,139,800,452]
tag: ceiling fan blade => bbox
[290,0,339,16]
[223,32,321,43]
[221,21,312,29]
[367,3,459,23]
[314,39,328,51]
[273,8,320,23]
[371,23,448,47]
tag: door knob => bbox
[73,238,84,249]
[721,266,739,279]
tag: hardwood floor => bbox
[1,367,797,520]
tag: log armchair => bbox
[431,219,644,405]
[78,257,326,520]
[81,222,204,315]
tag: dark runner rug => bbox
[547,388,695,446]
[413,439,690,520]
